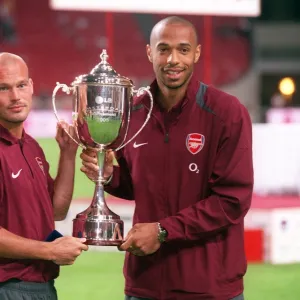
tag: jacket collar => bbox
[142,74,200,113]
[0,124,28,145]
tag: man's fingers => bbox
[80,167,98,181]
[68,125,78,142]
[56,121,78,145]
[131,249,145,256]
[80,149,113,164]
[118,234,145,256]
[55,123,64,140]
[117,245,125,252]
[127,245,145,256]
[82,159,99,169]
[83,148,97,157]
[58,120,68,130]
[80,244,89,251]
[122,225,140,241]
[119,236,143,256]
[106,150,115,163]
[80,167,96,177]
[124,226,137,240]
[80,166,93,175]
[62,127,70,143]
[119,237,132,251]
[77,238,87,243]
[80,151,98,164]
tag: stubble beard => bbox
[161,71,193,90]
[0,112,28,126]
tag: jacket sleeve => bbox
[104,149,134,200]
[159,105,254,242]
[0,170,2,230]
[0,169,3,211]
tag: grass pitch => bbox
[38,138,94,199]
[55,251,300,300]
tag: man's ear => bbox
[146,44,153,63]
[194,44,201,63]
[29,78,34,94]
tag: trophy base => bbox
[72,210,124,246]
[84,239,123,246]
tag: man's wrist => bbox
[59,148,77,159]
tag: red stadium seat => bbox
[0,0,251,93]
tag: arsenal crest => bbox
[186,133,205,155]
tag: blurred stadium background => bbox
[2,0,300,299]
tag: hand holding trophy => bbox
[52,50,153,246]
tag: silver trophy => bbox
[52,50,153,246]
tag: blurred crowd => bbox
[0,0,17,43]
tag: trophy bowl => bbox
[52,50,153,246]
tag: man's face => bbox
[147,23,201,90]
[0,60,33,127]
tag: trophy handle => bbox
[52,82,86,149]
[115,86,153,151]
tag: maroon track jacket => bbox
[0,126,58,282]
[106,76,254,300]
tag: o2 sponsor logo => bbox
[189,163,199,174]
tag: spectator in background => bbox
[0,0,17,43]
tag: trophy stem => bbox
[90,181,107,211]
[97,148,106,184]
[89,149,107,210]
[72,147,124,245]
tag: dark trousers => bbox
[0,279,57,300]
[125,293,244,300]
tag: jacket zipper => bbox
[161,122,171,299]
[143,103,169,300]
[164,132,169,143]
[19,140,34,178]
